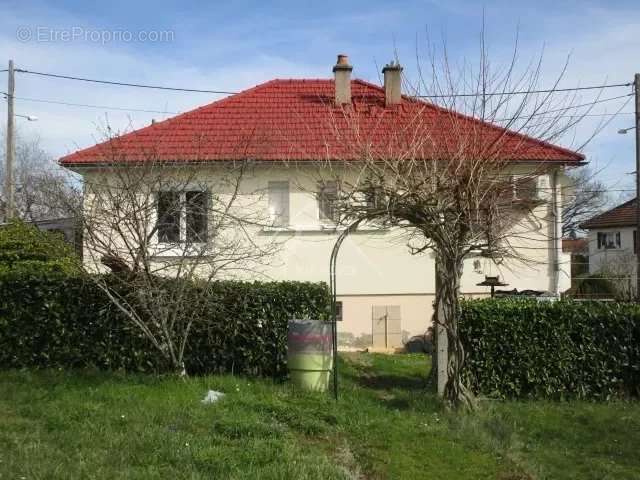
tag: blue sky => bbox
[1,0,639,194]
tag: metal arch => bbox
[329,219,363,400]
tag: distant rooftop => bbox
[580,198,637,229]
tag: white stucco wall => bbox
[80,162,569,343]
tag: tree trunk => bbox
[435,255,475,410]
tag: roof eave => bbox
[60,156,586,170]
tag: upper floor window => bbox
[512,176,539,201]
[157,190,209,244]
[318,181,339,223]
[597,231,621,250]
[268,181,290,227]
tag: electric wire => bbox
[11,95,180,115]
[14,67,634,98]
[1,92,633,119]
[415,82,634,98]
[15,68,237,95]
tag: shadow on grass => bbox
[338,354,441,412]
[356,370,428,390]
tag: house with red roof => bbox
[60,55,584,348]
[580,198,637,284]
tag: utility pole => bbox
[4,60,15,221]
[635,73,640,301]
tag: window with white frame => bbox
[268,181,290,227]
[512,175,539,201]
[156,190,209,243]
[318,181,339,223]
[597,231,621,250]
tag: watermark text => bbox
[17,26,175,44]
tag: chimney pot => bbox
[333,54,353,105]
[382,61,403,106]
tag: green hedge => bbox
[0,272,331,377]
[0,220,80,275]
[460,299,640,399]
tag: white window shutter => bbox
[268,181,290,227]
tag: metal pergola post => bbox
[328,220,362,401]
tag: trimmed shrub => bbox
[567,273,620,299]
[460,298,640,399]
[0,271,330,377]
[0,220,80,275]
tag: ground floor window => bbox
[157,190,209,243]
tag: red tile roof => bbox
[562,238,588,254]
[59,79,585,166]
[580,198,637,229]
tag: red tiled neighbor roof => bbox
[59,79,585,166]
[562,238,588,254]
[580,198,637,229]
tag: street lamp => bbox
[618,127,636,135]
[15,114,38,122]
[3,111,39,221]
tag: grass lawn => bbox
[1,354,639,479]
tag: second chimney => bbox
[382,61,403,106]
[333,54,352,105]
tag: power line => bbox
[416,82,634,98]
[495,93,634,122]
[13,67,635,99]
[1,91,634,119]
[11,95,180,115]
[544,93,633,113]
[15,68,237,95]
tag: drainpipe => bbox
[551,169,561,296]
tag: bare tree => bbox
[0,130,81,221]
[598,251,636,300]
[310,32,612,409]
[72,131,284,375]
[562,167,608,238]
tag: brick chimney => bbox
[333,54,352,105]
[382,61,403,106]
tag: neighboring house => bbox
[580,198,637,285]
[59,55,583,348]
[0,216,81,254]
